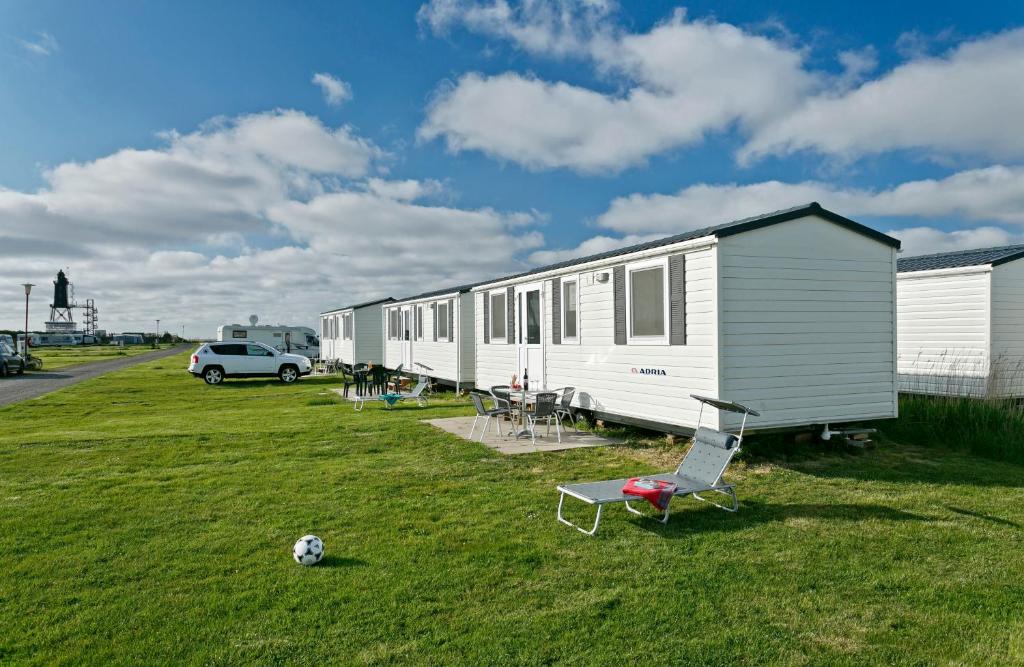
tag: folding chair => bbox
[556,395,760,536]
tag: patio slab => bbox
[424,416,623,454]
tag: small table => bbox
[509,387,563,439]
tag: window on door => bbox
[627,261,668,344]
[490,291,506,342]
[388,309,401,340]
[562,279,578,342]
[436,301,449,341]
[525,290,540,345]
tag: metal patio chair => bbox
[374,374,429,409]
[556,395,760,536]
[468,392,511,441]
[524,392,560,444]
[554,386,577,432]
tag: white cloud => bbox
[420,10,816,172]
[19,31,58,56]
[419,2,1024,170]
[596,166,1024,234]
[0,110,545,335]
[887,226,1024,257]
[365,177,444,201]
[740,29,1024,163]
[311,72,353,106]
[527,233,661,265]
[417,0,614,57]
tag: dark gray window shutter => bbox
[431,303,438,342]
[669,254,686,345]
[551,277,561,345]
[448,299,454,343]
[483,293,490,344]
[613,265,626,344]
[506,286,515,344]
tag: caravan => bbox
[216,324,320,359]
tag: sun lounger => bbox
[355,374,429,410]
[556,395,759,535]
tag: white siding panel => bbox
[896,269,990,396]
[719,216,898,429]
[353,305,385,366]
[542,246,720,430]
[990,260,1024,397]
[381,295,474,385]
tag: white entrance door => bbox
[401,307,413,369]
[516,282,544,389]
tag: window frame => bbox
[489,290,507,344]
[560,275,580,344]
[625,257,670,346]
[436,300,450,342]
[415,305,424,341]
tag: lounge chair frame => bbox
[556,394,759,536]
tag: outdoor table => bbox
[508,387,564,439]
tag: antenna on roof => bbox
[249,314,259,326]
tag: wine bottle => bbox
[523,368,529,391]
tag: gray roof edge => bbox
[897,244,1024,273]
[472,203,899,289]
[319,296,395,314]
[389,282,481,305]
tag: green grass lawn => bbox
[29,344,172,370]
[2,353,1024,665]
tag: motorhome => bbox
[216,324,320,359]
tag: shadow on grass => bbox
[580,499,932,539]
[946,505,1021,528]
[781,444,1024,489]
[316,554,369,568]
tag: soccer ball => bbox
[292,535,324,566]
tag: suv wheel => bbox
[203,367,224,385]
[278,365,299,383]
[0,362,7,378]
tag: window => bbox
[562,279,578,341]
[490,291,506,342]
[525,290,541,345]
[211,343,246,355]
[436,301,449,340]
[387,307,399,340]
[416,305,424,341]
[231,329,247,339]
[246,343,274,357]
[627,261,668,343]
[343,313,353,340]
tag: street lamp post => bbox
[21,283,34,359]
[155,319,160,348]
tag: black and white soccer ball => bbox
[292,535,324,566]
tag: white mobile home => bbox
[472,203,901,433]
[897,245,1024,398]
[320,297,394,366]
[382,285,476,389]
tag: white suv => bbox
[188,341,313,385]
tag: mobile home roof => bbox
[897,244,1024,273]
[390,282,481,305]
[473,202,899,289]
[320,297,394,315]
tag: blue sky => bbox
[1,1,1023,333]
